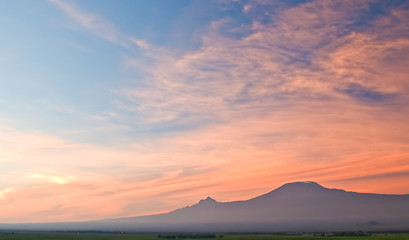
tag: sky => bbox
[1,0,409,223]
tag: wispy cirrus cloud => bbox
[4,0,407,222]
[49,0,121,43]
[115,0,409,193]
[118,0,409,124]
[0,123,218,221]
[48,0,150,50]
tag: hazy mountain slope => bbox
[1,181,409,232]
[108,181,409,231]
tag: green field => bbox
[1,232,409,240]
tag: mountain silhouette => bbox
[92,181,409,232]
[1,181,409,232]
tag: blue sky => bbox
[1,0,409,222]
[0,0,251,144]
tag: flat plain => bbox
[1,232,409,240]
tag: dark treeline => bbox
[332,231,371,236]
[319,231,371,237]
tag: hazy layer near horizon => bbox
[1,182,409,233]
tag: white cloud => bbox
[0,188,14,199]
[29,170,75,185]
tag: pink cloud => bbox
[2,0,408,222]
[116,0,409,199]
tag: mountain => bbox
[1,181,409,232]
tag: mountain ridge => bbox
[107,181,409,232]
[1,181,409,232]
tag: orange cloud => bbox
[115,0,409,200]
[2,0,409,223]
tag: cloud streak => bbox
[49,0,121,43]
[49,0,152,51]
[1,0,408,222]
[116,0,409,194]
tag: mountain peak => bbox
[249,181,327,201]
[283,181,322,187]
[197,196,218,205]
[277,181,325,191]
